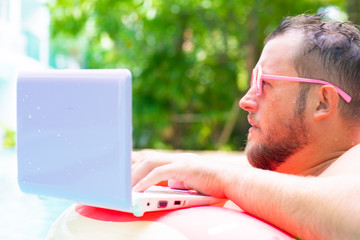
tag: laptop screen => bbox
[17,69,133,211]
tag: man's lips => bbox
[247,115,259,128]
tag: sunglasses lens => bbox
[256,66,262,95]
[251,69,256,87]
[250,66,263,96]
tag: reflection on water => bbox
[0,150,71,240]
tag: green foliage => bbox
[1,126,16,148]
[47,0,344,150]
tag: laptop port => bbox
[174,200,181,205]
[157,200,168,208]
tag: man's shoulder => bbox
[321,144,360,176]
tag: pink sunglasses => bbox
[251,65,352,103]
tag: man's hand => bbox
[131,150,241,198]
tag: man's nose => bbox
[239,87,259,113]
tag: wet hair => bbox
[266,13,360,122]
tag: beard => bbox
[245,117,309,170]
[245,86,310,171]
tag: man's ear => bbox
[313,85,339,121]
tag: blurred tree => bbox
[347,0,360,24]
[47,0,344,150]
[1,125,16,148]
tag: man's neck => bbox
[298,153,344,176]
[275,120,360,176]
[275,151,340,176]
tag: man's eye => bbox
[262,80,270,86]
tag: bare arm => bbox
[132,146,360,240]
[229,170,360,240]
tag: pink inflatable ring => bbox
[46,203,294,239]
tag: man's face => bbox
[240,32,310,171]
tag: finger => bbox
[131,155,143,171]
[131,151,146,165]
[132,160,153,186]
[131,151,138,165]
[131,151,158,185]
[132,151,177,186]
[133,164,181,192]
[168,179,191,190]
[131,157,170,186]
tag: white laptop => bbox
[16,69,224,217]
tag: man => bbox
[132,14,360,239]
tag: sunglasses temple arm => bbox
[262,75,352,103]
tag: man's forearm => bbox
[226,169,360,239]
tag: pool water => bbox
[0,150,71,240]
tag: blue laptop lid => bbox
[17,69,132,211]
